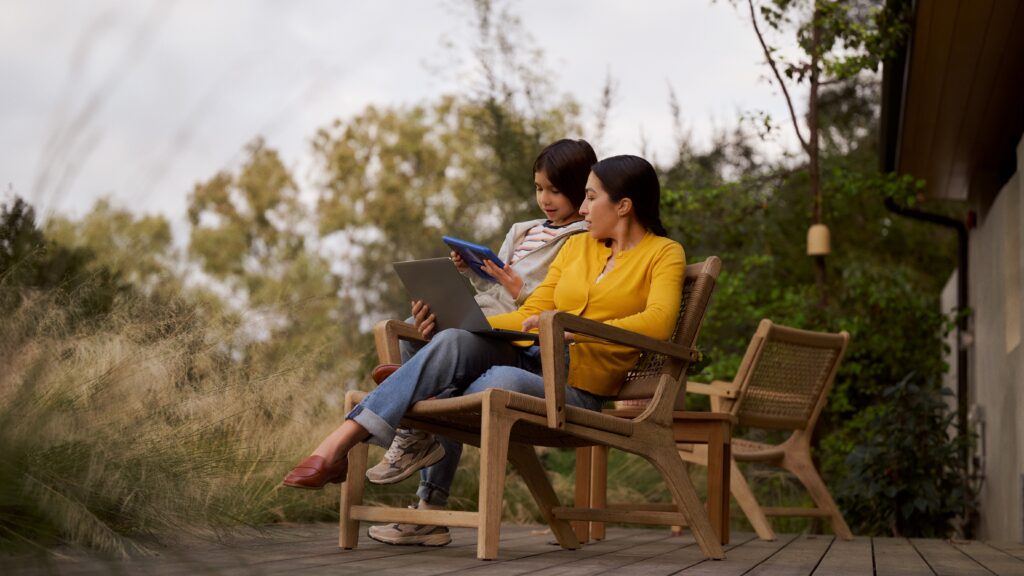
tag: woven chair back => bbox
[616,257,721,402]
[732,320,849,431]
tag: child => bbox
[363,139,596,546]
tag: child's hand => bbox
[481,259,524,300]
[411,300,436,340]
[450,251,469,273]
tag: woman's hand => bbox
[450,250,469,273]
[481,259,524,300]
[521,314,575,342]
[411,300,436,340]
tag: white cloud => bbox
[1,0,804,238]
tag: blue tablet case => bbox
[442,235,506,283]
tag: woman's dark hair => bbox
[533,139,597,210]
[590,155,668,237]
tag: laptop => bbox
[392,258,539,342]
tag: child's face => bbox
[534,171,580,226]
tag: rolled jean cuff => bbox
[417,481,450,507]
[346,404,394,448]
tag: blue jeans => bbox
[348,328,605,506]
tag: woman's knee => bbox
[467,366,544,397]
[428,328,475,349]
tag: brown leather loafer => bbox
[371,363,401,385]
[282,455,349,490]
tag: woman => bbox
[283,155,685,545]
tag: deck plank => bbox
[988,542,1024,562]
[443,527,672,575]
[597,533,760,576]
[678,533,802,576]
[911,538,990,576]
[951,541,1024,576]
[7,525,1024,575]
[814,537,874,576]
[872,538,933,576]
[745,534,834,576]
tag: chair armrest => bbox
[538,310,696,429]
[686,381,740,399]
[554,312,699,362]
[686,380,739,414]
[373,319,427,365]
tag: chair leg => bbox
[705,424,731,545]
[785,451,853,540]
[590,445,608,541]
[649,445,725,560]
[478,409,514,560]
[730,459,776,541]
[573,447,592,543]
[339,442,369,549]
[509,443,580,551]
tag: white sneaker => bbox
[367,504,452,546]
[365,428,445,485]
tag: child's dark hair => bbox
[533,139,597,210]
[590,155,669,237]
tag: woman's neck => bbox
[606,220,648,256]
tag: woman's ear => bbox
[616,197,633,217]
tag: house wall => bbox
[969,135,1024,542]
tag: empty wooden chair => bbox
[683,319,852,540]
[584,319,852,542]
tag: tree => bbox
[0,196,125,321]
[312,99,579,324]
[736,0,910,305]
[660,72,966,535]
[45,198,176,296]
[187,139,348,372]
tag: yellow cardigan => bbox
[488,232,685,397]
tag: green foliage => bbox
[823,374,973,537]
[311,95,579,324]
[750,0,910,80]
[660,74,966,536]
[0,196,125,322]
[45,198,178,298]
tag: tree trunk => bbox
[810,2,827,307]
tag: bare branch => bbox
[746,0,809,152]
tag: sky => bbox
[1,0,800,239]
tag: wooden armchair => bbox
[583,319,852,542]
[680,319,852,540]
[679,317,847,537]
[338,257,725,560]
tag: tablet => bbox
[442,235,506,283]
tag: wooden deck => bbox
[5,523,1024,575]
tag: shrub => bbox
[823,373,975,537]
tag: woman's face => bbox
[534,171,579,226]
[580,172,619,239]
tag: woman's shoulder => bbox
[644,234,684,256]
[562,231,598,250]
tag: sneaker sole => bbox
[366,442,446,485]
[367,530,451,547]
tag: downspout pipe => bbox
[883,199,970,463]
[880,0,973,537]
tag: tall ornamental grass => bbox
[0,293,362,556]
